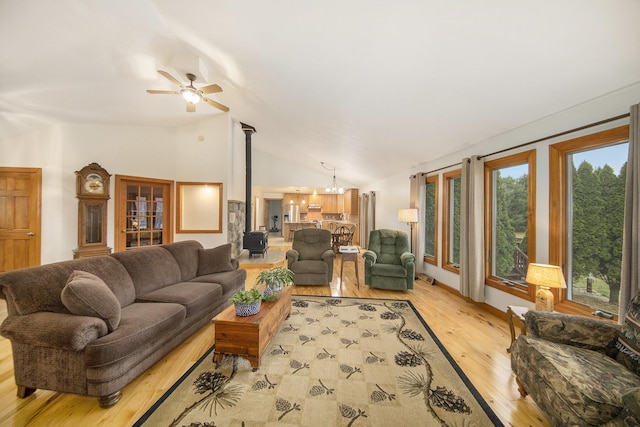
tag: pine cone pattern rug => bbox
[134,296,503,426]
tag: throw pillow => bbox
[197,243,234,276]
[616,292,640,375]
[61,270,121,332]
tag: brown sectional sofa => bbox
[0,240,246,407]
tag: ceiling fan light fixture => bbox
[181,88,202,104]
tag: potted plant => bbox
[257,266,294,298]
[229,288,263,316]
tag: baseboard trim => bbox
[417,273,508,322]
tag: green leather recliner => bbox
[362,229,415,290]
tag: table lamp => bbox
[526,263,566,311]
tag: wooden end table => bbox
[339,246,360,288]
[506,305,528,352]
[212,285,293,368]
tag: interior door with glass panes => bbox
[115,176,173,251]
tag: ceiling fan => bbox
[146,70,229,113]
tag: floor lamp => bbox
[398,208,419,279]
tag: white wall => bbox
[172,114,233,248]
[1,115,235,263]
[1,125,65,264]
[391,82,640,313]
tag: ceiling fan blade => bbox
[199,83,222,94]
[186,102,196,113]
[157,70,184,87]
[203,97,230,112]
[146,90,180,94]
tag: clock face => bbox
[84,173,104,194]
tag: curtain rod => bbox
[477,112,630,160]
[417,112,630,177]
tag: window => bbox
[550,126,629,316]
[484,150,536,299]
[423,175,438,265]
[442,170,461,273]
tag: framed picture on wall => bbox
[176,182,223,233]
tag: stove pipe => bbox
[241,122,256,234]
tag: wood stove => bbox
[243,231,268,257]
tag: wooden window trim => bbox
[423,174,439,266]
[442,169,461,274]
[484,149,537,301]
[549,125,629,315]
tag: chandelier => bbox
[321,162,344,194]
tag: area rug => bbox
[134,296,504,426]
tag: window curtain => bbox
[460,156,485,301]
[410,173,426,274]
[620,103,640,321]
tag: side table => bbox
[506,305,528,352]
[339,245,360,288]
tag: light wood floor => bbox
[0,244,549,426]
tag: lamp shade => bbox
[526,263,566,289]
[398,208,419,223]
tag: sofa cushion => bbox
[112,247,182,296]
[190,268,247,296]
[197,244,234,276]
[371,263,407,278]
[137,282,223,318]
[84,302,186,367]
[290,260,328,275]
[515,335,640,425]
[162,240,203,281]
[61,271,121,332]
[617,291,640,375]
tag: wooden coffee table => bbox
[212,284,293,368]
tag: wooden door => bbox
[114,175,173,252]
[0,167,41,272]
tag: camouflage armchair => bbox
[511,301,640,426]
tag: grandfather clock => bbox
[73,163,112,258]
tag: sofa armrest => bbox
[286,249,300,266]
[322,249,336,262]
[400,251,415,267]
[1,312,108,351]
[525,311,621,353]
[362,250,377,265]
[623,387,640,418]
[230,258,239,270]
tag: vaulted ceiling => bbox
[2,1,639,186]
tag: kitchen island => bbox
[283,221,319,241]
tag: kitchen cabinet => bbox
[284,193,308,213]
[343,189,358,214]
[321,194,341,213]
[308,193,322,205]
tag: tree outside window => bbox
[555,138,628,314]
[442,170,461,273]
[550,125,628,317]
[484,150,536,299]
[423,175,438,265]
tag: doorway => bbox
[265,199,283,237]
[0,167,42,272]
